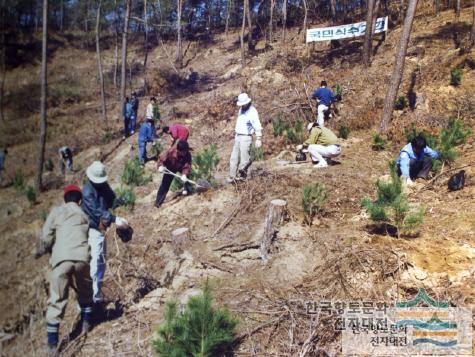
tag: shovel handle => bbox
[161,167,199,186]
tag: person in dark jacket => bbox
[82,161,128,304]
[155,140,192,208]
[123,97,134,138]
[58,146,73,175]
[312,81,336,128]
[138,117,157,165]
[130,92,139,134]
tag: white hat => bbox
[86,161,108,184]
[237,93,252,106]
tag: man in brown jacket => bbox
[40,185,93,354]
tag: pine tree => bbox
[153,283,238,356]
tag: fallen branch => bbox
[419,163,474,191]
[233,314,286,345]
[213,241,259,252]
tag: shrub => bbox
[121,157,152,186]
[153,283,238,356]
[44,158,54,172]
[272,113,289,137]
[338,125,350,139]
[437,118,472,164]
[302,183,328,225]
[152,105,161,120]
[151,141,163,157]
[394,96,408,110]
[404,124,439,149]
[287,119,305,144]
[250,145,264,161]
[362,162,425,237]
[193,144,220,182]
[450,68,462,86]
[114,187,136,210]
[371,133,386,151]
[13,171,26,191]
[25,186,36,206]
[101,131,113,144]
[335,84,343,97]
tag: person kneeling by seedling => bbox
[155,140,193,209]
[297,123,341,168]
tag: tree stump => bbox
[260,199,287,263]
[172,227,191,255]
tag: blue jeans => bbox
[138,142,147,164]
[129,115,136,133]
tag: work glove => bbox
[158,165,165,173]
[296,144,303,151]
[404,177,414,186]
[255,139,262,148]
[115,216,129,228]
[307,122,314,131]
[181,174,188,183]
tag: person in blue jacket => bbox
[397,135,440,185]
[123,97,134,138]
[312,80,336,128]
[137,117,157,165]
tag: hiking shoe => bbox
[130,130,135,134]
[46,344,58,356]
[314,161,328,168]
[154,202,161,209]
[82,320,92,334]
[182,190,188,196]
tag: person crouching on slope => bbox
[39,185,93,354]
[227,93,262,182]
[155,140,192,209]
[297,123,341,168]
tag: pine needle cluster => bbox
[362,161,425,237]
[153,284,238,357]
[302,183,328,225]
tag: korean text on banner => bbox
[306,16,388,43]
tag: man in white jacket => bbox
[227,93,262,182]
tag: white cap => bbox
[237,93,252,106]
[86,161,108,184]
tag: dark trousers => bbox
[155,172,192,207]
[398,157,433,179]
[124,116,131,135]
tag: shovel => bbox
[161,167,212,192]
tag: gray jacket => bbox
[81,179,116,230]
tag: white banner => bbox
[306,16,388,43]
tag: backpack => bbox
[448,170,465,191]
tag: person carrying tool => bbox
[82,161,128,308]
[296,123,341,168]
[58,146,73,175]
[38,185,93,354]
[227,93,262,183]
[155,140,192,209]
[311,81,336,128]
[396,135,440,186]
[123,97,134,138]
[137,117,157,165]
[162,124,190,148]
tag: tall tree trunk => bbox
[380,0,418,133]
[269,0,274,42]
[362,0,376,66]
[143,0,149,93]
[176,0,183,67]
[96,0,107,123]
[85,0,89,33]
[225,0,231,35]
[302,0,308,42]
[36,0,48,192]
[399,0,405,23]
[113,0,119,90]
[330,0,337,20]
[434,0,440,14]
[60,0,64,31]
[455,0,460,19]
[471,0,475,47]
[240,0,246,68]
[245,0,253,49]
[282,0,287,42]
[0,0,6,122]
[120,0,131,121]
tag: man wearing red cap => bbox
[39,185,93,354]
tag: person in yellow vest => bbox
[296,123,342,168]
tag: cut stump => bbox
[172,227,191,255]
[260,199,287,263]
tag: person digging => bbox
[396,135,440,186]
[226,93,263,183]
[296,123,341,168]
[155,140,193,209]
[81,161,128,312]
[38,185,93,355]
[161,124,190,149]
